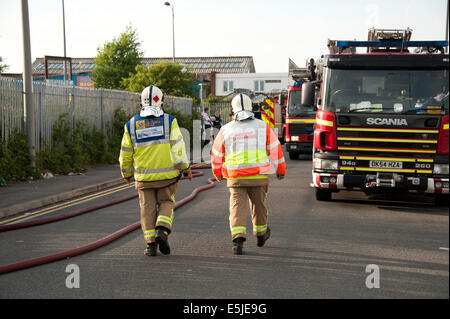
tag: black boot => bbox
[144,242,157,256]
[257,227,271,247]
[232,237,245,255]
[155,227,171,255]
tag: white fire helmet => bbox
[231,94,254,121]
[140,85,164,117]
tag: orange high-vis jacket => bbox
[211,118,286,179]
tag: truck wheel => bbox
[435,194,449,206]
[315,188,332,201]
[289,152,299,160]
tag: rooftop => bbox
[32,56,255,76]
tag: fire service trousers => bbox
[137,182,178,243]
[228,185,269,241]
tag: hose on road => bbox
[0,166,214,275]
[0,170,205,233]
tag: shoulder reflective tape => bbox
[337,127,439,134]
[338,146,436,154]
[164,114,170,139]
[316,118,334,127]
[338,137,437,143]
[130,117,137,146]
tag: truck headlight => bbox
[314,159,338,170]
[291,136,300,142]
[433,164,449,175]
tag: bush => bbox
[0,130,40,181]
[36,109,128,175]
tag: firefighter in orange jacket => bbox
[211,94,286,254]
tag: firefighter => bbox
[211,94,286,255]
[119,85,191,256]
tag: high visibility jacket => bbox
[211,118,286,179]
[119,113,189,182]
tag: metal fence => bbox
[1,77,141,151]
[196,103,232,125]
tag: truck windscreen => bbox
[288,90,316,116]
[323,69,449,114]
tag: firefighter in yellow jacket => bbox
[119,85,191,256]
[211,94,286,255]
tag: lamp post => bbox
[164,2,175,63]
[62,0,67,83]
[20,0,35,165]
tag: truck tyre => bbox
[315,188,332,201]
[289,152,299,160]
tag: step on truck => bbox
[301,28,449,205]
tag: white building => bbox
[215,73,290,97]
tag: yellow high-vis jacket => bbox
[119,113,189,182]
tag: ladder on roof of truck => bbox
[328,28,448,54]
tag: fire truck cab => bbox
[302,28,449,205]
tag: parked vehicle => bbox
[301,28,449,205]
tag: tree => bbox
[122,61,199,101]
[92,26,143,89]
[0,56,9,73]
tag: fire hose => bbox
[0,165,213,275]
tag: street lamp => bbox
[164,2,175,63]
[62,0,67,83]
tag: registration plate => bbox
[369,160,402,169]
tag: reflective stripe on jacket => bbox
[119,113,189,182]
[211,118,286,179]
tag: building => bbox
[30,56,256,96]
[215,72,290,97]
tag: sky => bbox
[0,0,448,74]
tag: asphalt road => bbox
[0,149,448,299]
